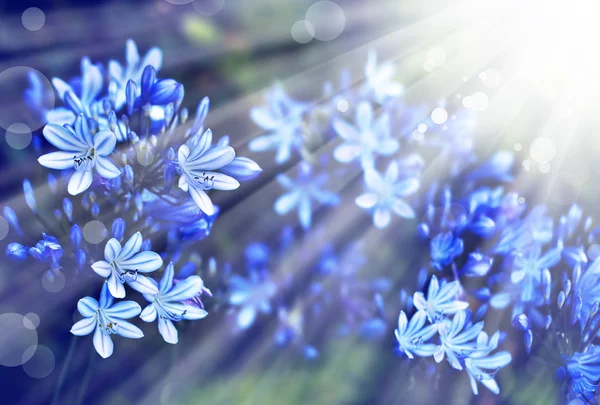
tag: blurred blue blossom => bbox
[355,161,419,229]
[274,162,339,230]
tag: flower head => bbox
[332,101,399,169]
[38,114,120,195]
[140,262,208,344]
[394,310,438,358]
[413,275,468,322]
[91,232,162,298]
[70,283,143,358]
[177,129,240,215]
[355,161,419,229]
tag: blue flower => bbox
[177,129,240,215]
[274,162,339,230]
[91,232,162,298]
[433,310,482,369]
[355,161,419,229]
[362,51,403,103]
[510,244,561,302]
[464,331,512,395]
[38,114,120,195]
[249,84,307,164]
[108,39,162,109]
[430,232,464,270]
[70,283,144,358]
[413,275,468,322]
[228,274,277,330]
[394,310,437,358]
[332,101,399,168]
[140,262,208,344]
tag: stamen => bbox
[193,173,215,190]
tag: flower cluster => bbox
[6,40,261,357]
[395,275,512,395]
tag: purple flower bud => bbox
[63,198,73,222]
[6,243,28,260]
[3,206,22,235]
[23,179,36,213]
[512,313,529,330]
[112,218,125,240]
[70,224,82,249]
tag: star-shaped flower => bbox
[274,162,339,230]
[355,161,419,229]
[70,283,144,358]
[177,129,240,215]
[140,262,208,344]
[91,232,162,298]
[38,114,120,195]
[332,101,399,169]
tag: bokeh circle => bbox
[305,1,346,42]
[0,313,38,367]
[22,345,55,378]
[22,8,46,32]
[5,123,33,150]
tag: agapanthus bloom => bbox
[140,262,208,344]
[177,129,240,215]
[38,114,120,195]
[355,161,419,229]
[70,283,143,358]
[413,275,468,322]
[332,101,399,168]
[91,232,162,298]
[274,162,339,230]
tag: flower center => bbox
[155,297,188,321]
[97,310,118,334]
[191,172,215,190]
[73,148,96,172]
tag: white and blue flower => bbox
[38,114,120,195]
[140,262,208,344]
[177,129,240,215]
[332,101,399,169]
[70,283,144,358]
[274,162,339,230]
[91,232,162,298]
[355,161,419,229]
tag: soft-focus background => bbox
[1,0,599,404]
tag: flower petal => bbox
[77,297,99,317]
[332,117,358,141]
[158,317,178,344]
[91,260,111,278]
[96,157,121,179]
[120,251,163,273]
[250,107,277,129]
[185,146,235,171]
[93,130,117,156]
[140,303,157,322]
[104,239,121,263]
[104,301,141,319]
[160,262,175,294]
[274,192,299,215]
[42,124,87,152]
[355,193,378,209]
[38,151,75,170]
[374,208,392,229]
[107,273,126,298]
[126,275,160,295]
[93,327,114,358]
[114,319,144,339]
[163,276,204,302]
[119,232,142,260]
[70,317,97,336]
[189,187,215,215]
[392,199,415,219]
[67,170,93,195]
[182,305,208,320]
[333,143,361,163]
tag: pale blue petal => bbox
[77,297,99,317]
[182,305,208,320]
[275,143,292,164]
[104,239,121,263]
[249,134,279,152]
[189,187,215,215]
[237,306,256,329]
[160,262,175,294]
[96,157,121,179]
[93,327,114,358]
[93,130,117,156]
[42,124,87,152]
[107,273,126,298]
[163,276,204,302]
[332,117,358,141]
[250,107,277,129]
[392,199,415,219]
[356,102,373,131]
[126,275,160,295]
[185,146,235,171]
[71,317,96,336]
[140,303,157,322]
[38,152,75,170]
[355,193,378,209]
[67,170,93,195]
[119,232,142,261]
[333,143,361,163]
[374,208,391,229]
[158,317,178,344]
[74,114,93,146]
[104,301,141,319]
[298,197,312,229]
[114,319,144,339]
